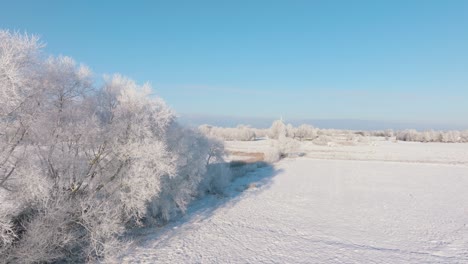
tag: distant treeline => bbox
[199,121,468,143]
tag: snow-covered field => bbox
[122,139,468,263]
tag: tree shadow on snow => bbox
[126,161,282,249]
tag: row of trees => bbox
[200,120,370,142]
[0,30,231,263]
[200,119,468,144]
[199,125,256,141]
[199,121,320,142]
[395,129,468,143]
[268,121,320,141]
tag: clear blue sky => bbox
[2,0,468,127]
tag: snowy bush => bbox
[396,129,422,142]
[264,135,300,162]
[0,30,231,263]
[264,147,282,163]
[312,135,332,146]
[294,124,318,141]
[263,120,303,162]
[369,129,394,138]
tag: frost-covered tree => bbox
[0,31,43,193]
[268,119,287,139]
[0,30,232,263]
[461,131,468,142]
[285,123,295,138]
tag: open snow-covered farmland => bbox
[123,139,468,263]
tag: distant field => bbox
[225,137,468,165]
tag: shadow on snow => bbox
[125,160,282,249]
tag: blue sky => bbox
[2,0,468,128]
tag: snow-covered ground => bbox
[122,139,468,263]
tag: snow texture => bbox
[122,140,468,263]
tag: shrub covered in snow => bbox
[264,135,300,163]
[0,30,231,263]
[311,135,333,146]
[294,124,318,141]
